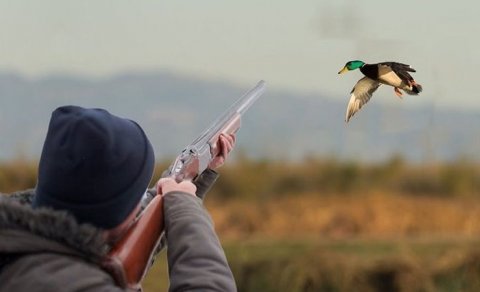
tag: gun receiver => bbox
[102,80,266,290]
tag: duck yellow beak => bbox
[338,66,349,74]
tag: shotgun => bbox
[102,80,266,290]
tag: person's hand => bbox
[156,177,197,196]
[208,133,236,170]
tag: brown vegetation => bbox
[2,157,480,291]
[208,192,480,240]
[4,157,479,239]
[0,158,37,193]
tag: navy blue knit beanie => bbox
[33,106,155,229]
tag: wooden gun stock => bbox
[102,194,164,290]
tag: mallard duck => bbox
[338,60,423,122]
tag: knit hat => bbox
[33,105,155,229]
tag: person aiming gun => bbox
[0,81,266,292]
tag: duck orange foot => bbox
[394,87,403,98]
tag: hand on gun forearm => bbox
[208,133,236,170]
[157,177,197,197]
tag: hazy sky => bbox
[1,0,479,110]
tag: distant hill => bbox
[1,71,479,162]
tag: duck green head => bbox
[338,60,365,74]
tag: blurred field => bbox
[142,236,480,292]
[142,192,480,291]
[1,157,480,291]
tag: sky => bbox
[1,0,479,110]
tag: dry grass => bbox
[207,191,480,240]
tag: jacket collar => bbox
[0,192,108,262]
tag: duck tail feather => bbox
[412,83,422,94]
[404,83,423,95]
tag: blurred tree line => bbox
[210,155,480,199]
[1,155,479,197]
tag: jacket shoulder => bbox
[0,252,125,292]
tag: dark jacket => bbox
[0,170,236,292]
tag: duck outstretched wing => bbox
[345,77,381,122]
